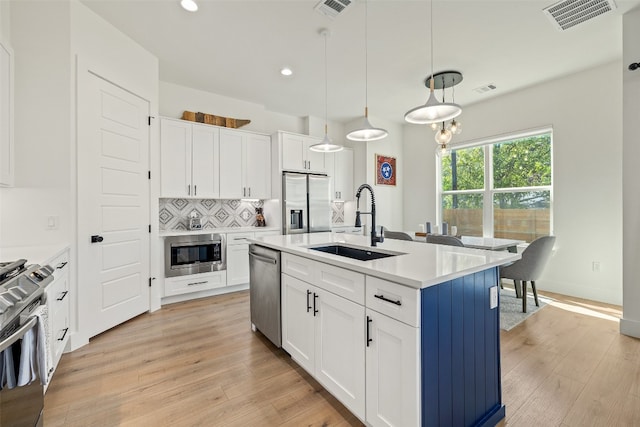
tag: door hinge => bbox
[149,224,151,233]
[148,170,151,180]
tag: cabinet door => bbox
[281,274,315,374]
[219,129,244,199]
[244,133,271,199]
[160,119,192,197]
[191,124,219,198]
[281,133,305,171]
[325,152,337,200]
[227,243,250,285]
[335,148,354,201]
[366,309,420,427]
[314,288,366,420]
[303,137,326,173]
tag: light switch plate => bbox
[490,286,498,309]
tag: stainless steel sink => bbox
[308,244,403,261]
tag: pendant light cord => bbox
[365,0,369,113]
[324,31,328,135]
[430,0,434,85]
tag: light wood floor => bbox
[44,289,640,426]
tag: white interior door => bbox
[78,66,150,339]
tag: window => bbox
[438,130,552,242]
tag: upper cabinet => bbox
[0,39,14,187]
[275,131,326,174]
[160,118,219,198]
[219,128,271,199]
[325,148,354,201]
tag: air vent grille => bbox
[543,0,617,31]
[314,0,353,19]
[474,84,497,94]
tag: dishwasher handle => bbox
[249,251,277,265]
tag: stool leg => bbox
[531,280,539,307]
[522,281,527,313]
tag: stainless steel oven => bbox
[164,234,226,278]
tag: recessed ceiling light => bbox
[280,67,293,77]
[180,0,198,12]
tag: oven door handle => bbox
[0,316,37,353]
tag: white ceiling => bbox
[80,0,640,125]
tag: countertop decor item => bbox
[255,207,266,227]
[181,110,250,129]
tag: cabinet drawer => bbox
[164,271,227,297]
[282,253,315,283]
[47,275,70,318]
[315,262,364,305]
[48,250,70,281]
[227,232,255,245]
[366,276,420,327]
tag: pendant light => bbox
[404,0,461,125]
[346,0,388,142]
[310,29,343,153]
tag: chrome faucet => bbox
[355,184,384,247]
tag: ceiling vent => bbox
[543,0,617,31]
[474,84,497,94]
[314,0,353,19]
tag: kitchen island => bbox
[250,232,520,427]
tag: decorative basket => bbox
[181,110,250,129]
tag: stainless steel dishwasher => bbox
[249,244,281,347]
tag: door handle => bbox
[188,184,191,196]
[313,292,319,316]
[366,316,373,347]
[306,290,312,313]
[91,235,104,243]
[194,185,197,196]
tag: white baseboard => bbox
[620,317,640,338]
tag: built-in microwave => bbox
[164,234,226,278]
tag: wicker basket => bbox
[181,110,250,129]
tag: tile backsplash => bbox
[159,198,346,231]
[159,199,264,231]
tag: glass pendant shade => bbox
[347,108,388,141]
[435,126,453,145]
[449,118,462,135]
[405,80,462,124]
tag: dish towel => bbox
[32,305,52,385]
[1,346,16,389]
[17,325,37,386]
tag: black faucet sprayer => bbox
[355,183,384,247]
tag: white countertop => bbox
[160,226,280,237]
[0,243,70,266]
[250,232,520,289]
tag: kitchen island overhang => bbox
[249,232,520,427]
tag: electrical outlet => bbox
[592,261,601,272]
[489,286,498,309]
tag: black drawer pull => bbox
[57,291,68,301]
[58,327,69,341]
[56,261,68,270]
[187,281,207,286]
[374,294,402,306]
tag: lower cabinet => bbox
[44,248,71,384]
[365,309,420,427]
[164,271,226,297]
[281,273,366,420]
[226,232,255,286]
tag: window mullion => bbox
[484,144,493,237]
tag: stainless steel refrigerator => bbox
[282,172,331,234]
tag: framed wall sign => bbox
[376,154,396,186]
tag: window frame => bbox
[436,126,554,239]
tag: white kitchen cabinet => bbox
[280,253,366,420]
[219,128,271,199]
[44,249,70,384]
[164,271,226,297]
[365,308,420,427]
[0,39,13,187]
[226,231,255,286]
[275,131,326,174]
[325,148,354,201]
[160,118,219,198]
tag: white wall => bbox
[404,61,623,305]
[1,0,72,247]
[622,8,640,337]
[0,0,9,245]
[345,115,404,232]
